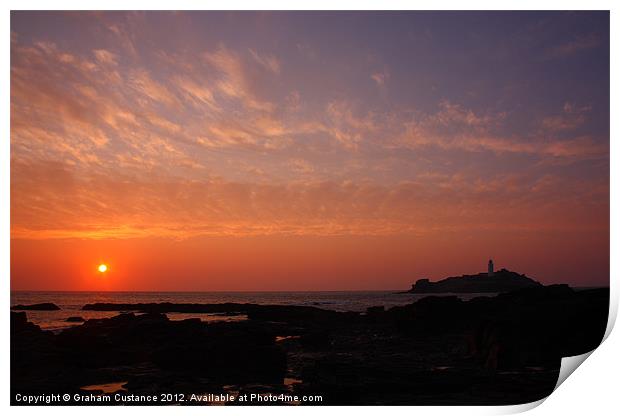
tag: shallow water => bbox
[81,382,128,394]
[11,290,494,331]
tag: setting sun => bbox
[98,264,108,273]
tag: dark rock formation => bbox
[11,302,60,310]
[408,269,542,293]
[11,310,289,401]
[296,285,608,405]
[66,316,85,322]
[389,285,608,370]
[82,302,357,327]
[365,305,385,317]
[11,311,42,333]
[466,285,608,370]
[11,312,62,396]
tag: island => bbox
[407,260,542,293]
[11,302,61,311]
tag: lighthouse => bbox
[488,259,494,277]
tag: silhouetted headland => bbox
[407,261,542,293]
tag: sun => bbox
[98,264,108,273]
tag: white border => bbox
[2,1,618,415]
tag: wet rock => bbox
[66,316,85,322]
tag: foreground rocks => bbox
[12,311,288,398]
[293,285,608,405]
[11,286,608,405]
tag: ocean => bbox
[11,290,494,331]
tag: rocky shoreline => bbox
[11,285,608,405]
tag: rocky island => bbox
[407,260,542,294]
[11,303,61,311]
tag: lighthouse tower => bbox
[488,259,494,277]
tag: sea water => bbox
[11,290,494,331]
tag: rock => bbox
[388,296,466,334]
[11,312,65,397]
[366,306,385,316]
[66,316,85,322]
[299,330,331,350]
[55,311,287,384]
[365,306,385,322]
[411,278,431,291]
[246,304,351,326]
[11,302,61,310]
[81,302,360,328]
[407,269,542,294]
[466,285,608,370]
[11,311,42,333]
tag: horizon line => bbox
[10,284,610,294]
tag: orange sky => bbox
[10,12,610,290]
[11,229,609,290]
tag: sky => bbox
[10,11,609,291]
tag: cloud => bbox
[11,39,204,175]
[392,101,605,160]
[288,158,314,174]
[319,100,379,149]
[285,90,301,112]
[198,120,291,151]
[541,102,591,132]
[433,100,501,128]
[296,42,317,60]
[146,114,182,134]
[128,69,179,107]
[11,35,606,173]
[10,19,609,244]
[106,21,138,57]
[371,68,390,86]
[249,49,281,74]
[203,45,274,112]
[172,76,219,111]
[11,159,608,240]
[93,49,118,66]
[548,33,600,58]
